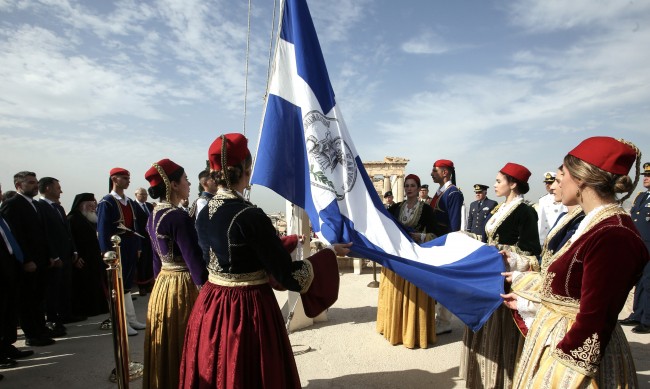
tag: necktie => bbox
[53,203,66,221]
[142,203,149,215]
[0,218,24,263]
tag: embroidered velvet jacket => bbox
[196,191,314,292]
[542,212,649,374]
[485,203,541,256]
[147,204,207,286]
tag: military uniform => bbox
[466,184,498,236]
[622,163,650,331]
[536,172,566,246]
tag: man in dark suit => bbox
[0,187,34,371]
[466,184,498,237]
[0,172,55,347]
[38,177,82,336]
[133,187,154,296]
[620,162,650,333]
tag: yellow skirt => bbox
[513,303,638,389]
[376,268,436,349]
[143,268,199,389]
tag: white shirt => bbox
[537,193,567,245]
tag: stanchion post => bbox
[104,236,130,388]
[367,261,379,288]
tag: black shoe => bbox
[139,287,147,297]
[619,317,640,326]
[45,322,67,338]
[0,357,17,369]
[99,318,112,330]
[632,324,650,334]
[25,337,56,347]
[4,346,33,359]
[131,294,138,300]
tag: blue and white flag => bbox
[252,0,505,331]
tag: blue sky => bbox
[1,0,649,213]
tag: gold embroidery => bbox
[295,259,315,293]
[540,271,580,308]
[540,206,583,272]
[210,270,267,282]
[208,270,268,287]
[150,204,186,265]
[208,198,224,219]
[552,336,599,377]
[207,247,224,273]
[570,333,600,364]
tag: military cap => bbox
[384,191,393,198]
[543,171,556,184]
[643,162,650,175]
[473,184,489,193]
[420,184,429,190]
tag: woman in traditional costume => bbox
[179,133,351,389]
[142,159,208,389]
[376,174,437,348]
[460,162,541,388]
[502,166,585,336]
[513,137,648,388]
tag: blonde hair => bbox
[563,154,636,203]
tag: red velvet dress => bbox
[513,207,649,388]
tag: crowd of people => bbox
[1,135,649,388]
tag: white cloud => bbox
[508,0,650,32]
[401,30,452,55]
[309,0,373,43]
[0,25,169,121]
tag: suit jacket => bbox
[466,198,498,235]
[0,195,53,268]
[631,191,650,253]
[134,201,153,238]
[38,199,76,263]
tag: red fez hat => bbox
[208,133,250,171]
[500,162,531,183]
[109,167,130,177]
[144,159,183,187]
[301,249,340,318]
[405,174,421,188]
[568,136,637,175]
[434,159,454,169]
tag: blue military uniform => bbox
[621,162,650,331]
[466,184,498,236]
[430,183,464,236]
[97,192,141,290]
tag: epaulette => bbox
[633,191,645,203]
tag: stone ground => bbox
[2,264,650,388]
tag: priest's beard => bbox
[83,210,98,223]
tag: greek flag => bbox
[251,0,505,331]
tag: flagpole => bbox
[250,0,286,182]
